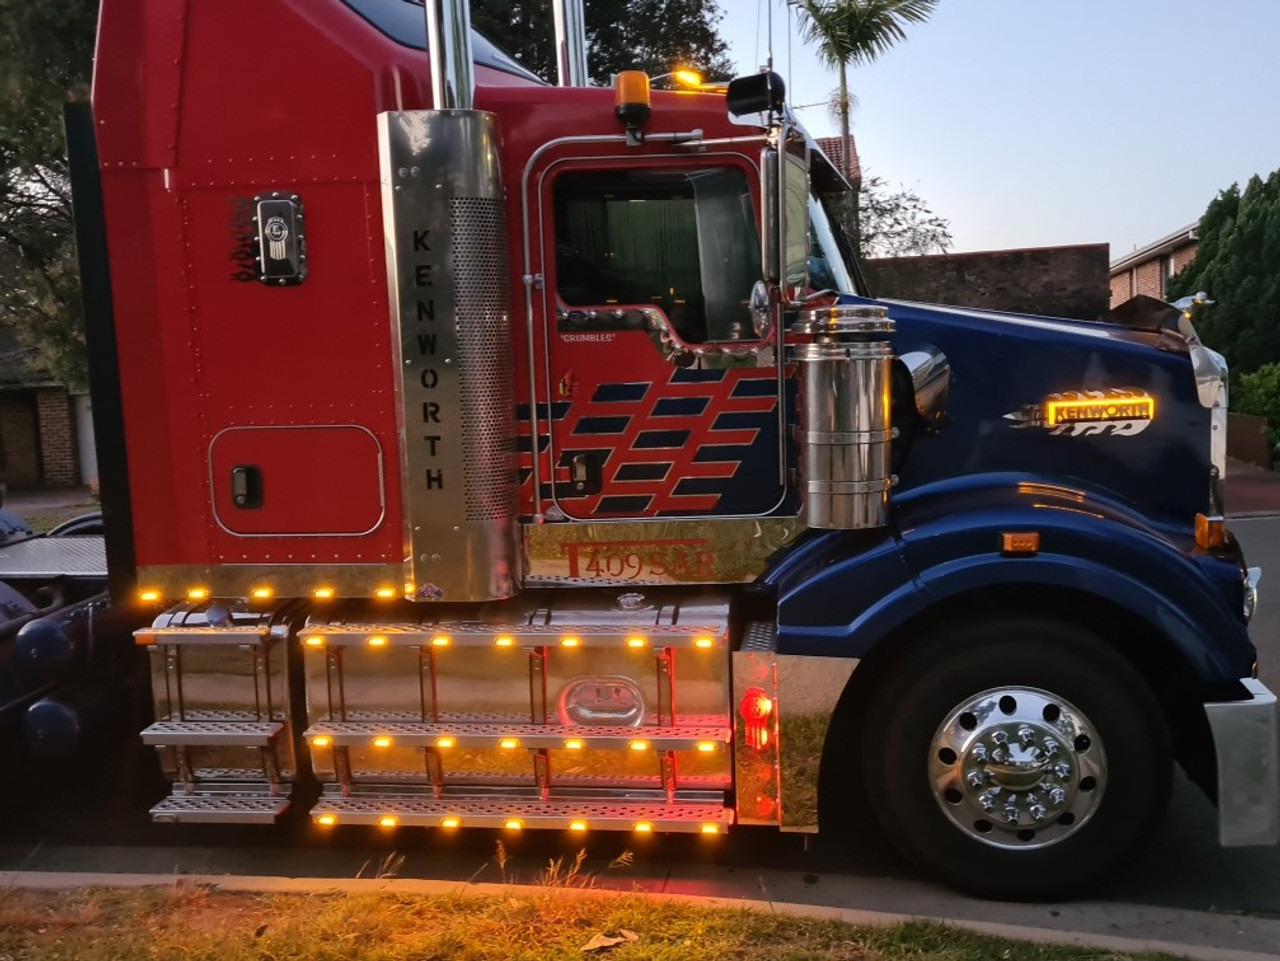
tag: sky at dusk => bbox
[718,0,1280,258]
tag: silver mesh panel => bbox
[451,197,515,522]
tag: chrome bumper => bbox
[1205,678,1279,846]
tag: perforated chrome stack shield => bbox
[379,110,518,601]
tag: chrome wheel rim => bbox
[928,686,1106,849]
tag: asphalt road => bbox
[2,521,1279,950]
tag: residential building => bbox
[1109,223,1199,307]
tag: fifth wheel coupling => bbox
[790,305,895,530]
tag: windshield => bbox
[808,194,863,295]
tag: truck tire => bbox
[860,615,1171,900]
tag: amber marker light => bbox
[699,823,721,835]
[564,739,584,751]
[138,590,161,603]
[495,635,515,648]
[561,635,581,648]
[626,636,647,649]
[311,736,332,748]
[373,736,393,749]
[499,738,520,750]
[368,635,388,648]
[304,635,325,647]
[431,635,451,647]
[1000,532,1040,556]
[251,587,273,600]
[440,816,461,829]
[435,736,456,749]
[629,739,650,752]
[569,820,588,832]
[634,821,653,833]
[694,636,715,649]
[378,816,398,829]
[375,587,396,599]
[186,588,208,601]
[696,741,717,753]
[316,815,337,826]
[504,818,524,831]
[1196,512,1226,550]
[313,587,334,599]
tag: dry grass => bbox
[0,883,1184,961]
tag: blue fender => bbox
[762,473,1253,684]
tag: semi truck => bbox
[1,0,1273,900]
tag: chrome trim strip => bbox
[206,424,387,538]
[1205,677,1279,846]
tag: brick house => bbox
[0,335,87,491]
[1109,223,1199,307]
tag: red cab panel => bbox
[209,426,385,536]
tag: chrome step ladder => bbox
[300,593,736,834]
[137,601,307,823]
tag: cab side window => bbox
[553,166,761,343]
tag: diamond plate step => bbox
[136,624,272,645]
[150,793,290,824]
[309,795,732,833]
[141,720,284,747]
[304,720,730,751]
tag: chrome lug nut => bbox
[1042,737,1059,756]
[971,743,988,762]
[1053,762,1071,780]
[991,747,1007,764]
[966,770,985,790]
[992,730,1009,745]
[1049,787,1068,806]
[1018,726,1036,747]
[1029,804,1047,822]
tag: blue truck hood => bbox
[837,294,1209,528]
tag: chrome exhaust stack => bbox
[376,0,518,602]
[791,306,896,529]
[552,0,589,86]
[424,0,475,109]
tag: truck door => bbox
[534,157,788,521]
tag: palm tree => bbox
[789,0,938,253]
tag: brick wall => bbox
[0,391,41,489]
[34,388,79,487]
[863,244,1110,320]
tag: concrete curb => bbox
[2,870,1276,961]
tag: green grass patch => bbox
[0,884,1184,961]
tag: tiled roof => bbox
[814,134,862,183]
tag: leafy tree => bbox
[0,0,96,390]
[1234,362,1280,447]
[473,0,733,84]
[788,0,938,255]
[1167,168,1280,375]
[856,174,951,257]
